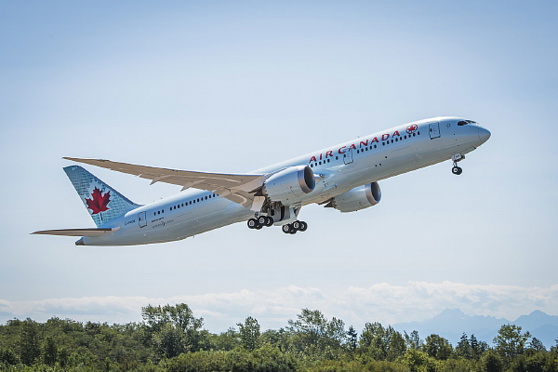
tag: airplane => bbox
[33,116,490,246]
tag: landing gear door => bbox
[138,211,147,228]
[343,149,354,165]
[429,122,441,139]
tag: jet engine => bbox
[326,182,381,212]
[263,165,315,204]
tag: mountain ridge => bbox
[393,309,558,348]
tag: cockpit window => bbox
[458,120,477,126]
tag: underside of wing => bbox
[63,157,265,208]
[32,228,118,237]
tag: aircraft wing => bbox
[32,228,118,237]
[63,157,265,208]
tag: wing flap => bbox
[63,157,265,207]
[32,228,119,237]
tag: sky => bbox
[1,0,558,338]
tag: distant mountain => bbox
[514,310,558,347]
[393,309,558,348]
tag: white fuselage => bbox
[80,117,490,245]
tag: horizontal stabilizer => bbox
[32,228,119,237]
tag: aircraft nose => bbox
[478,126,491,144]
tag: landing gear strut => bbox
[451,154,465,175]
[282,220,308,234]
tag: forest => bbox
[0,303,557,371]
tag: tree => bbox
[480,350,504,372]
[400,348,435,372]
[42,336,58,366]
[18,318,41,365]
[424,334,452,360]
[528,337,546,351]
[0,348,19,365]
[142,303,207,358]
[346,325,358,353]
[359,322,387,359]
[359,322,406,361]
[386,329,407,361]
[493,324,531,363]
[404,330,423,350]
[470,334,489,359]
[287,309,346,359]
[237,316,261,351]
[456,333,472,359]
[210,328,241,351]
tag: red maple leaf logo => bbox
[85,187,111,215]
[406,124,418,134]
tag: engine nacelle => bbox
[263,165,315,204]
[328,182,381,212]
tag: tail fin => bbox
[64,165,141,227]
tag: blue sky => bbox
[1,1,558,335]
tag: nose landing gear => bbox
[451,153,465,175]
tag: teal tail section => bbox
[64,165,141,227]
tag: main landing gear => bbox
[451,153,465,175]
[247,216,274,230]
[281,220,308,234]
[247,216,308,234]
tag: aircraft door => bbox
[138,211,147,228]
[343,148,354,165]
[429,122,441,139]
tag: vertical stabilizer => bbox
[64,165,141,227]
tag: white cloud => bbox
[2,282,557,332]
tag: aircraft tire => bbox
[282,224,292,234]
[452,166,463,175]
[247,218,258,229]
[257,216,268,226]
[265,217,274,226]
[299,221,308,231]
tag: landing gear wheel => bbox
[257,216,268,226]
[298,221,308,232]
[292,221,301,230]
[282,224,292,234]
[265,216,274,227]
[452,166,463,175]
[247,218,258,229]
